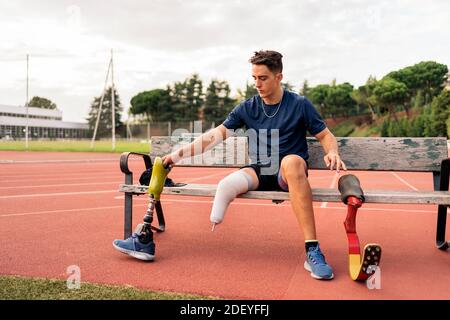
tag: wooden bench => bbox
[119,136,450,250]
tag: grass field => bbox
[0,140,150,153]
[0,275,217,300]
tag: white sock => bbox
[210,170,257,224]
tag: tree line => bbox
[302,61,449,137]
[303,61,447,118]
[128,74,239,124]
[29,60,449,138]
[124,60,448,138]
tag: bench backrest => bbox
[150,136,448,172]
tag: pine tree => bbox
[380,119,389,137]
[203,79,236,123]
[87,87,123,139]
[429,90,450,137]
[409,115,426,137]
[423,107,434,137]
[169,74,204,121]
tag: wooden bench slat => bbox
[119,184,450,205]
[308,137,448,172]
[150,136,449,172]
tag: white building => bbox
[0,104,89,139]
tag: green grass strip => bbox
[0,140,150,154]
[0,275,218,300]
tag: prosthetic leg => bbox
[134,157,171,245]
[338,174,382,281]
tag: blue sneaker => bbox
[304,244,334,280]
[112,233,155,261]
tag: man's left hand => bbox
[324,152,347,173]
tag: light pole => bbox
[25,54,29,149]
[111,49,116,150]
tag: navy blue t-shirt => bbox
[222,90,326,165]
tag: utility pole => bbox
[25,54,29,149]
[91,50,117,150]
[111,49,116,150]
[90,57,112,149]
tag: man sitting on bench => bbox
[166,50,347,280]
[115,50,346,280]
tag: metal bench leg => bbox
[435,159,449,250]
[124,192,133,239]
[436,204,448,250]
[119,152,152,239]
[152,201,166,232]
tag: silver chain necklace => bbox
[261,92,283,118]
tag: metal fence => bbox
[122,121,217,140]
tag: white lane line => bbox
[0,203,147,218]
[0,171,122,179]
[391,172,419,191]
[0,172,230,195]
[309,171,373,180]
[0,200,435,218]
[0,190,117,199]
[182,170,234,183]
[0,169,350,183]
[320,172,340,208]
[0,175,122,183]
[0,181,121,189]
[0,173,223,184]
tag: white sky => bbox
[0,0,449,122]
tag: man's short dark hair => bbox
[249,50,283,73]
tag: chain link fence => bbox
[121,121,217,140]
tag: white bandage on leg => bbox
[210,170,257,224]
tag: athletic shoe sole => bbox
[304,261,334,280]
[112,241,155,261]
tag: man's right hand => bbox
[162,154,173,168]
[162,152,178,168]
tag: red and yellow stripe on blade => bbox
[346,232,382,281]
[348,243,382,281]
[349,254,365,280]
[347,232,366,280]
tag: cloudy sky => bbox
[0,0,449,123]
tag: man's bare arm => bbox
[162,124,232,166]
[315,128,347,172]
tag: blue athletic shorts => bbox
[241,160,308,192]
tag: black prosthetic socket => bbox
[138,213,154,244]
[138,224,153,244]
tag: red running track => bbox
[0,151,449,299]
